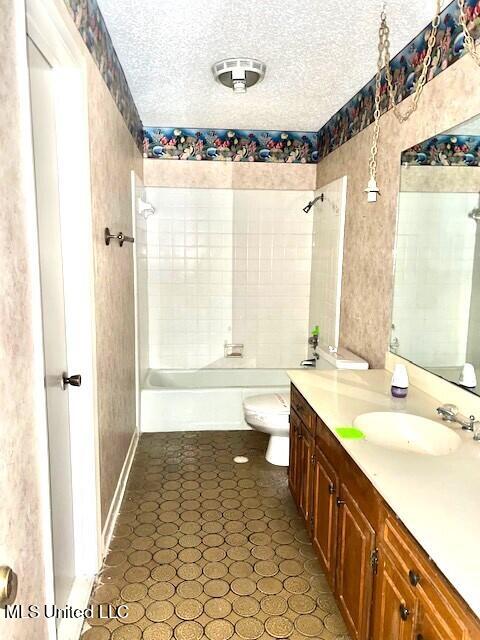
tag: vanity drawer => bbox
[291,385,314,433]
[382,510,479,639]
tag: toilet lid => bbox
[243,393,290,418]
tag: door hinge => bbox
[370,548,379,575]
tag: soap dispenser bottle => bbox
[308,325,320,351]
[391,364,409,398]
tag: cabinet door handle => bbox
[399,604,410,621]
[408,570,421,587]
[328,483,335,495]
[336,498,345,507]
[416,635,424,640]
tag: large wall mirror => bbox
[391,113,480,395]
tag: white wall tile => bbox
[143,187,314,369]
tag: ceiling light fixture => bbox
[212,58,266,94]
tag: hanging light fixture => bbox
[212,58,266,94]
[366,1,442,202]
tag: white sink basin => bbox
[353,412,461,456]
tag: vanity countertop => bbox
[287,368,480,618]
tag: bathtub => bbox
[140,368,299,432]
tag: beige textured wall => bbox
[316,54,480,368]
[0,2,50,638]
[144,159,316,190]
[401,164,480,192]
[87,59,141,526]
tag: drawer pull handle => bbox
[399,604,410,621]
[408,570,421,587]
[336,498,345,507]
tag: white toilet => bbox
[243,393,290,466]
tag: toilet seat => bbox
[243,393,290,432]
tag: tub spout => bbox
[300,358,317,368]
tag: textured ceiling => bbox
[96,0,444,131]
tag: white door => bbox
[28,38,76,619]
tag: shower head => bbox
[469,210,480,222]
[302,193,324,214]
[138,198,156,219]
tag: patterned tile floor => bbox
[81,431,350,640]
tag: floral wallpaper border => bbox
[143,127,318,163]
[63,0,143,150]
[401,134,480,166]
[317,0,480,161]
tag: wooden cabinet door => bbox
[415,610,450,640]
[311,446,339,588]
[335,482,376,640]
[288,411,299,502]
[415,599,471,640]
[298,423,314,526]
[372,551,416,640]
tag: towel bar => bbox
[105,227,135,247]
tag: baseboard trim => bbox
[101,428,139,555]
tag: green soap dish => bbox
[335,427,365,440]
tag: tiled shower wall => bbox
[145,188,233,370]
[232,190,313,368]
[144,188,313,369]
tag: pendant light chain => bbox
[366,17,386,202]
[383,1,442,123]
[458,0,480,65]
[366,1,441,201]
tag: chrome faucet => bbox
[300,359,316,368]
[300,352,319,368]
[437,404,480,440]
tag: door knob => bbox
[399,604,410,621]
[408,569,421,586]
[62,373,82,389]
[0,566,15,606]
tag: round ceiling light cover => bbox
[212,58,266,94]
